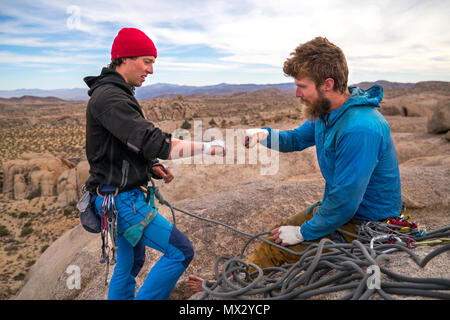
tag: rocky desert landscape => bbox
[0,81,449,300]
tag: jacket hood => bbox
[327,84,384,126]
[84,67,134,96]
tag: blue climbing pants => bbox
[95,188,194,300]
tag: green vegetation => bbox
[20,222,33,237]
[0,125,85,168]
[181,119,192,130]
[0,225,10,237]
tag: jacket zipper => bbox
[323,113,330,156]
[323,114,329,146]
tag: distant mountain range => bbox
[135,82,297,100]
[0,80,447,101]
[0,82,296,101]
[0,88,89,101]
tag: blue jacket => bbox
[262,85,402,240]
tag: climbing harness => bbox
[93,182,161,286]
[121,184,158,247]
[96,186,119,286]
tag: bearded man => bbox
[188,36,402,293]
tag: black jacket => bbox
[84,67,171,191]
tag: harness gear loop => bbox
[96,185,119,198]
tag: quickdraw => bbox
[413,238,450,247]
[385,214,426,237]
[97,186,119,286]
[357,206,427,250]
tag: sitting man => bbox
[188,36,402,293]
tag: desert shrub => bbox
[26,260,35,267]
[19,211,30,219]
[8,211,17,218]
[13,273,26,281]
[26,188,41,200]
[20,226,33,237]
[0,225,10,237]
[68,200,77,207]
[181,119,191,130]
[5,244,18,252]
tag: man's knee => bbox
[169,227,194,268]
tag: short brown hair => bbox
[108,56,137,70]
[283,37,348,93]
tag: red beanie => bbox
[111,28,157,60]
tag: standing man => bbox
[188,36,402,292]
[84,27,225,300]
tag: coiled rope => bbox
[148,181,450,300]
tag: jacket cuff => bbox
[157,134,172,160]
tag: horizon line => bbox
[2,79,448,92]
[0,81,294,92]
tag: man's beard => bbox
[301,93,331,121]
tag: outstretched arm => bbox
[244,120,316,152]
[168,138,226,159]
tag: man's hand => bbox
[271,226,304,246]
[151,165,174,183]
[203,140,226,156]
[244,128,269,148]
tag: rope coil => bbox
[145,180,450,300]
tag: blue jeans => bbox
[95,188,194,300]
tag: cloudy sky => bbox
[1,0,449,90]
